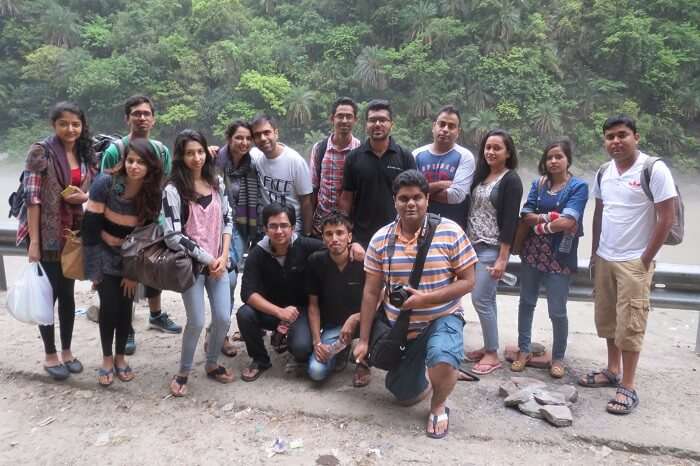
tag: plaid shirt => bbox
[310,134,360,233]
[15,171,42,245]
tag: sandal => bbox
[550,360,566,379]
[578,368,620,387]
[472,361,502,375]
[510,352,532,372]
[607,386,639,415]
[241,361,271,382]
[221,337,238,357]
[426,407,450,439]
[352,362,371,387]
[97,367,114,387]
[170,375,188,397]
[206,365,235,384]
[270,331,288,354]
[464,349,485,363]
[115,365,135,382]
[457,368,480,382]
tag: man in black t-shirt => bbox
[306,212,371,386]
[339,99,416,247]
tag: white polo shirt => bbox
[592,152,677,262]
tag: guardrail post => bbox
[696,316,700,355]
[0,255,6,291]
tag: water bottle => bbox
[559,233,574,254]
[500,272,518,287]
[327,339,348,357]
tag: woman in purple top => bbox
[514,140,589,378]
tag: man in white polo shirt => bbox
[580,115,677,416]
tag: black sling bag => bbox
[367,213,440,371]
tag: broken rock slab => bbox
[518,399,544,419]
[504,389,534,407]
[533,390,567,406]
[540,405,573,427]
[556,385,579,403]
[498,381,519,398]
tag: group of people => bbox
[17,93,678,439]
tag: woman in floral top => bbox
[514,140,588,378]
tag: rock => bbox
[531,342,546,354]
[518,399,544,419]
[533,390,567,406]
[510,376,547,390]
[221,403,234,412]
[593,445,613,458]
[540,405,573,427]
[498,381,519,398]
[557,385,579,403]
[75,390,93,399]
[95,432,110,447]
[504,389,534,407]
[316,455,340,466]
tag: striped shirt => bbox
[364,217,478,339]
[310,134,361,234]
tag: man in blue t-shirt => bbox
[413,105,475,230]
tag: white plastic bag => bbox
[6,262,54,325]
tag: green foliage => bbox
[0,0,698,170]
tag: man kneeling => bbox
[354,170,477,439]
[306,211,371,386]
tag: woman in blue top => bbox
[513,140,588,378]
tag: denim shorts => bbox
[385,313,465,402]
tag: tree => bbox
[354,46,389,90]
[466,110,499,146]
[402,0,437,40]
[286,86,317,127]
[41,3,82,48]
[0,0,19,16]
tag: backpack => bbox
[92,134,123,166]
[8,141,49,219]
[313,137,329,189]
[596,157,684,245]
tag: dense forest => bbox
[1,0,698,169]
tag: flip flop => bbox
[426,407,450,439]
[464,350,485,363]
[457,367,480,381]
[170,375,188,397]
[44,364,70,381]
[115,365,135,382]
[472,361,502,375]
[97,367,114,387]
[241,361,271,382]
[352,362,371,387]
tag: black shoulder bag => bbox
[367,213,440,371]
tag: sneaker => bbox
[148,312,182,334]
[125,332,136,355]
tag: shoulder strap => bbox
[596,161,611,192]
[640,156,660,203]
[409,213,440,289]
[315,137,329,185]
[114,138,126,160]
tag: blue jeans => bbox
[307,325,343,382]
[385,314,465,402]
[470,243,500,352]
[179,272,231,373]
[517,263,570,360]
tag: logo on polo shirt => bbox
[628,179,642,188]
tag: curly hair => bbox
[112,138,164,224]
[49,101,95,168]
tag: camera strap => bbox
[385,213,441,293]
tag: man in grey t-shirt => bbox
[250,114,313,235]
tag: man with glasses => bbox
[99,95,181,354]
[339,99,416,247]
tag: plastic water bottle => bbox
[500,272,518,287]
[559,233,574,253]
[327,339,348,357]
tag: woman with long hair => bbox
[513,140,588,377]
[17,101,97,380]
[82,138,164,386]
[212,120,259,355]
[465,129,523,375]
[163,129,234,397]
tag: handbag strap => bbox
[386,212,441,292]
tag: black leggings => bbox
[97,274,133,357]
[38,260,76,354]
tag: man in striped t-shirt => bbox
[354,170,478,439]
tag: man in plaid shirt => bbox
[309,97,361,236]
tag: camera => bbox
[389,283,410,308]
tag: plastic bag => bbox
[6,262,54,325]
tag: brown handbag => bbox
[511,219,530,256]
[121,223,196,292]
[61,229,85,280]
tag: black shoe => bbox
[125,332,136,355]
[44,364,70,380]
[148,312,183,334]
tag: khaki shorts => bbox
[594,257,654,352]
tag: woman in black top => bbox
[465,129,523,375]
[83,139,164,386]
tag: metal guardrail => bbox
[1,226,698,353]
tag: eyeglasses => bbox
[266,223,291,231]
[367,117,391,125]
[130,111,153,118]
